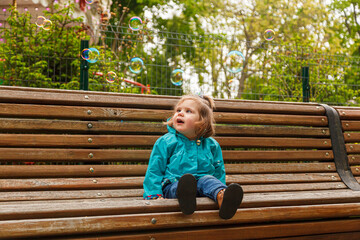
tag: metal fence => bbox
[1,6,360,106]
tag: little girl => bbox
[143,94,243,220]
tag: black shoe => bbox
[176,174,197,215]
[219,183,243,220]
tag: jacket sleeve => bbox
[213,141,226,185]
[143,137,169,199]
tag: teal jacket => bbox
[143,124,226,199]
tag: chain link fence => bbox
[1,6,360,106]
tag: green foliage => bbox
[0,4,86,89]
[1,0,360,105]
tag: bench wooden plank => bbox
[335,109,360,120]
[0,190,359,221]
[0,119,166,134]
[349,155,360,165]
[0,163,337,178]
[342,121,360,131]
[213,113,328,126]
[0,174,343,191]
[0,189,144,202]
[0,86,325,114]
[0,134,332,149]
[346,144,360,153]
[57,219,360,240]
[0,149,334,162]
[242,182,347,193]
[0,165,147,178]
[0,119,330,137]
[0,203,359,238]
[0,103,172,121]
[344,132,360,142]
[0,109,329,126]
[222,150,333,161]
[0,182,348,202]
[0,182,349,202]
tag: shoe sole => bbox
[176,174,197,215]
[219,183,243,220]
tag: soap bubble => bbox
[35,16,46,28]
[87,48,100,63]
[106,71,117,83]
[225,51,245,73]
[81,49,91,61]
[264,29,275,41]
[85,0,94,4]
[129,16,142,31]
[170,69,184,86]
[129,57,144,74]
[42,19,52,31]
[80,48,100,63]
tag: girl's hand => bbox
[156,196,164,200]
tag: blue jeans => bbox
[162,175,227,203]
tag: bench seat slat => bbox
[0,149,334,162]
[0,174,345,191]
[0,182,348,202]
[0,189,144,202]
[0,190,359,221]
[0,203,359,239]
[0,119,330,137]
[53,219,360,240]
[0,182,347,202]
[0,134,332,149]
[0,163,338,178]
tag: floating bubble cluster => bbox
[225,51,245,73]
[81,48,100,63]
[35,16,52,31]
[129,57,144,74]
[85,0,94,4]
[129,17,142,31]
[170,69,184,86]
[264,29,275,41]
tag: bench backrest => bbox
[0,86,348,201]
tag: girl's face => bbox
[173,99,200,140]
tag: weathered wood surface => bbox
[0,190,359,221]
[0,149,334,162]
[55,219,360,240]
[0,134,332,148]
[0,119,330,136]
[0,86,325,114]
[0,203,359,239]
[0,86,359,239]
[0,163,340,178]
[0,182,348,202]
[0,173,346,191]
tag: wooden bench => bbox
[0,85,360,239]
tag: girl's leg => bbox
[162,181,178,199]
[197,175,243,220]
[162,174,197,215]
[197,175,227,203]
